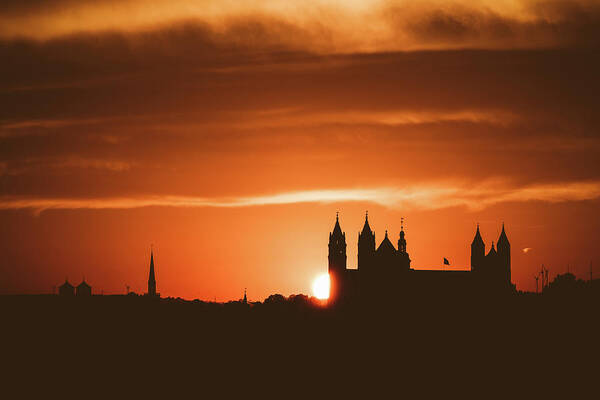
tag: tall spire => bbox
[148,246,157,297]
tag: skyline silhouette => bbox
[31,212,596,302]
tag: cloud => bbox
[0,157,133,176]
[522,247,532,253]
[1,1,599,50]
[2,180,599,215]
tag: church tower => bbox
[397,218,411,270]
[328,213,347,302]
[358,211,375,271]
[471,224,485,272]
[398,218,407,253]
[497,223,511,285]
[148,248,157,297]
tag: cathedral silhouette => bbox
[328,213,513,302]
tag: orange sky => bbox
[1,0,600,299]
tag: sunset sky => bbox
[1,0,600,300]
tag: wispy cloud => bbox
[2,180,600,215]
[1,0,598,50]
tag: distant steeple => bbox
[148,246,157,297]
[243,288,247,304]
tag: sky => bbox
[1,0,600,300]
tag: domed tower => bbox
[397,218,411,270]
[328,212,347,301]
[497,223,511,285]
[358,211,375,271]
[471,224,485,272]
[398,218,407,253]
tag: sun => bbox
[312,273,330,300]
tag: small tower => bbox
[328,212,347,302]
[328,212,347,273]
[148,247,157,297]
[76,279,92,296]
[397,218,411,270]
[59,279,75,296]
[398,218,407,253]
[242,288,248,304]
[497,223,511,284]
[358,211,375,271]
[470,223,485,272]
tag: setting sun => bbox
[312,274,330,300]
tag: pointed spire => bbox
[472,223,484,246]
[332,212,343,236]
[243,288,247,304]
[149,248,155,282]
[148,245,157,296]
[487,241,497,257]
[377,229,396,253]
[360,210,373,235]
[498,222,509,247]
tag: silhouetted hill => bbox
[1,291,598,397]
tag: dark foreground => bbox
[2,292,599,397]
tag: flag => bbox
[443,258,450,265]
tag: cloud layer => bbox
[1,0,600,51]
[3,180,600,215]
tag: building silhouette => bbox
[147,248,158,297]
[59,279,75,296]
[328,213,512,303]
[76,279,92,296]
[471,223,511,285]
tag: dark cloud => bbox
[386,0,600,49]
[0,5,599,203]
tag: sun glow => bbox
[312,273,330,300]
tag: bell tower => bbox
[358,211,375,271]
[497,223,511,285]
[471,224,485,272]
[328,212,347,302]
